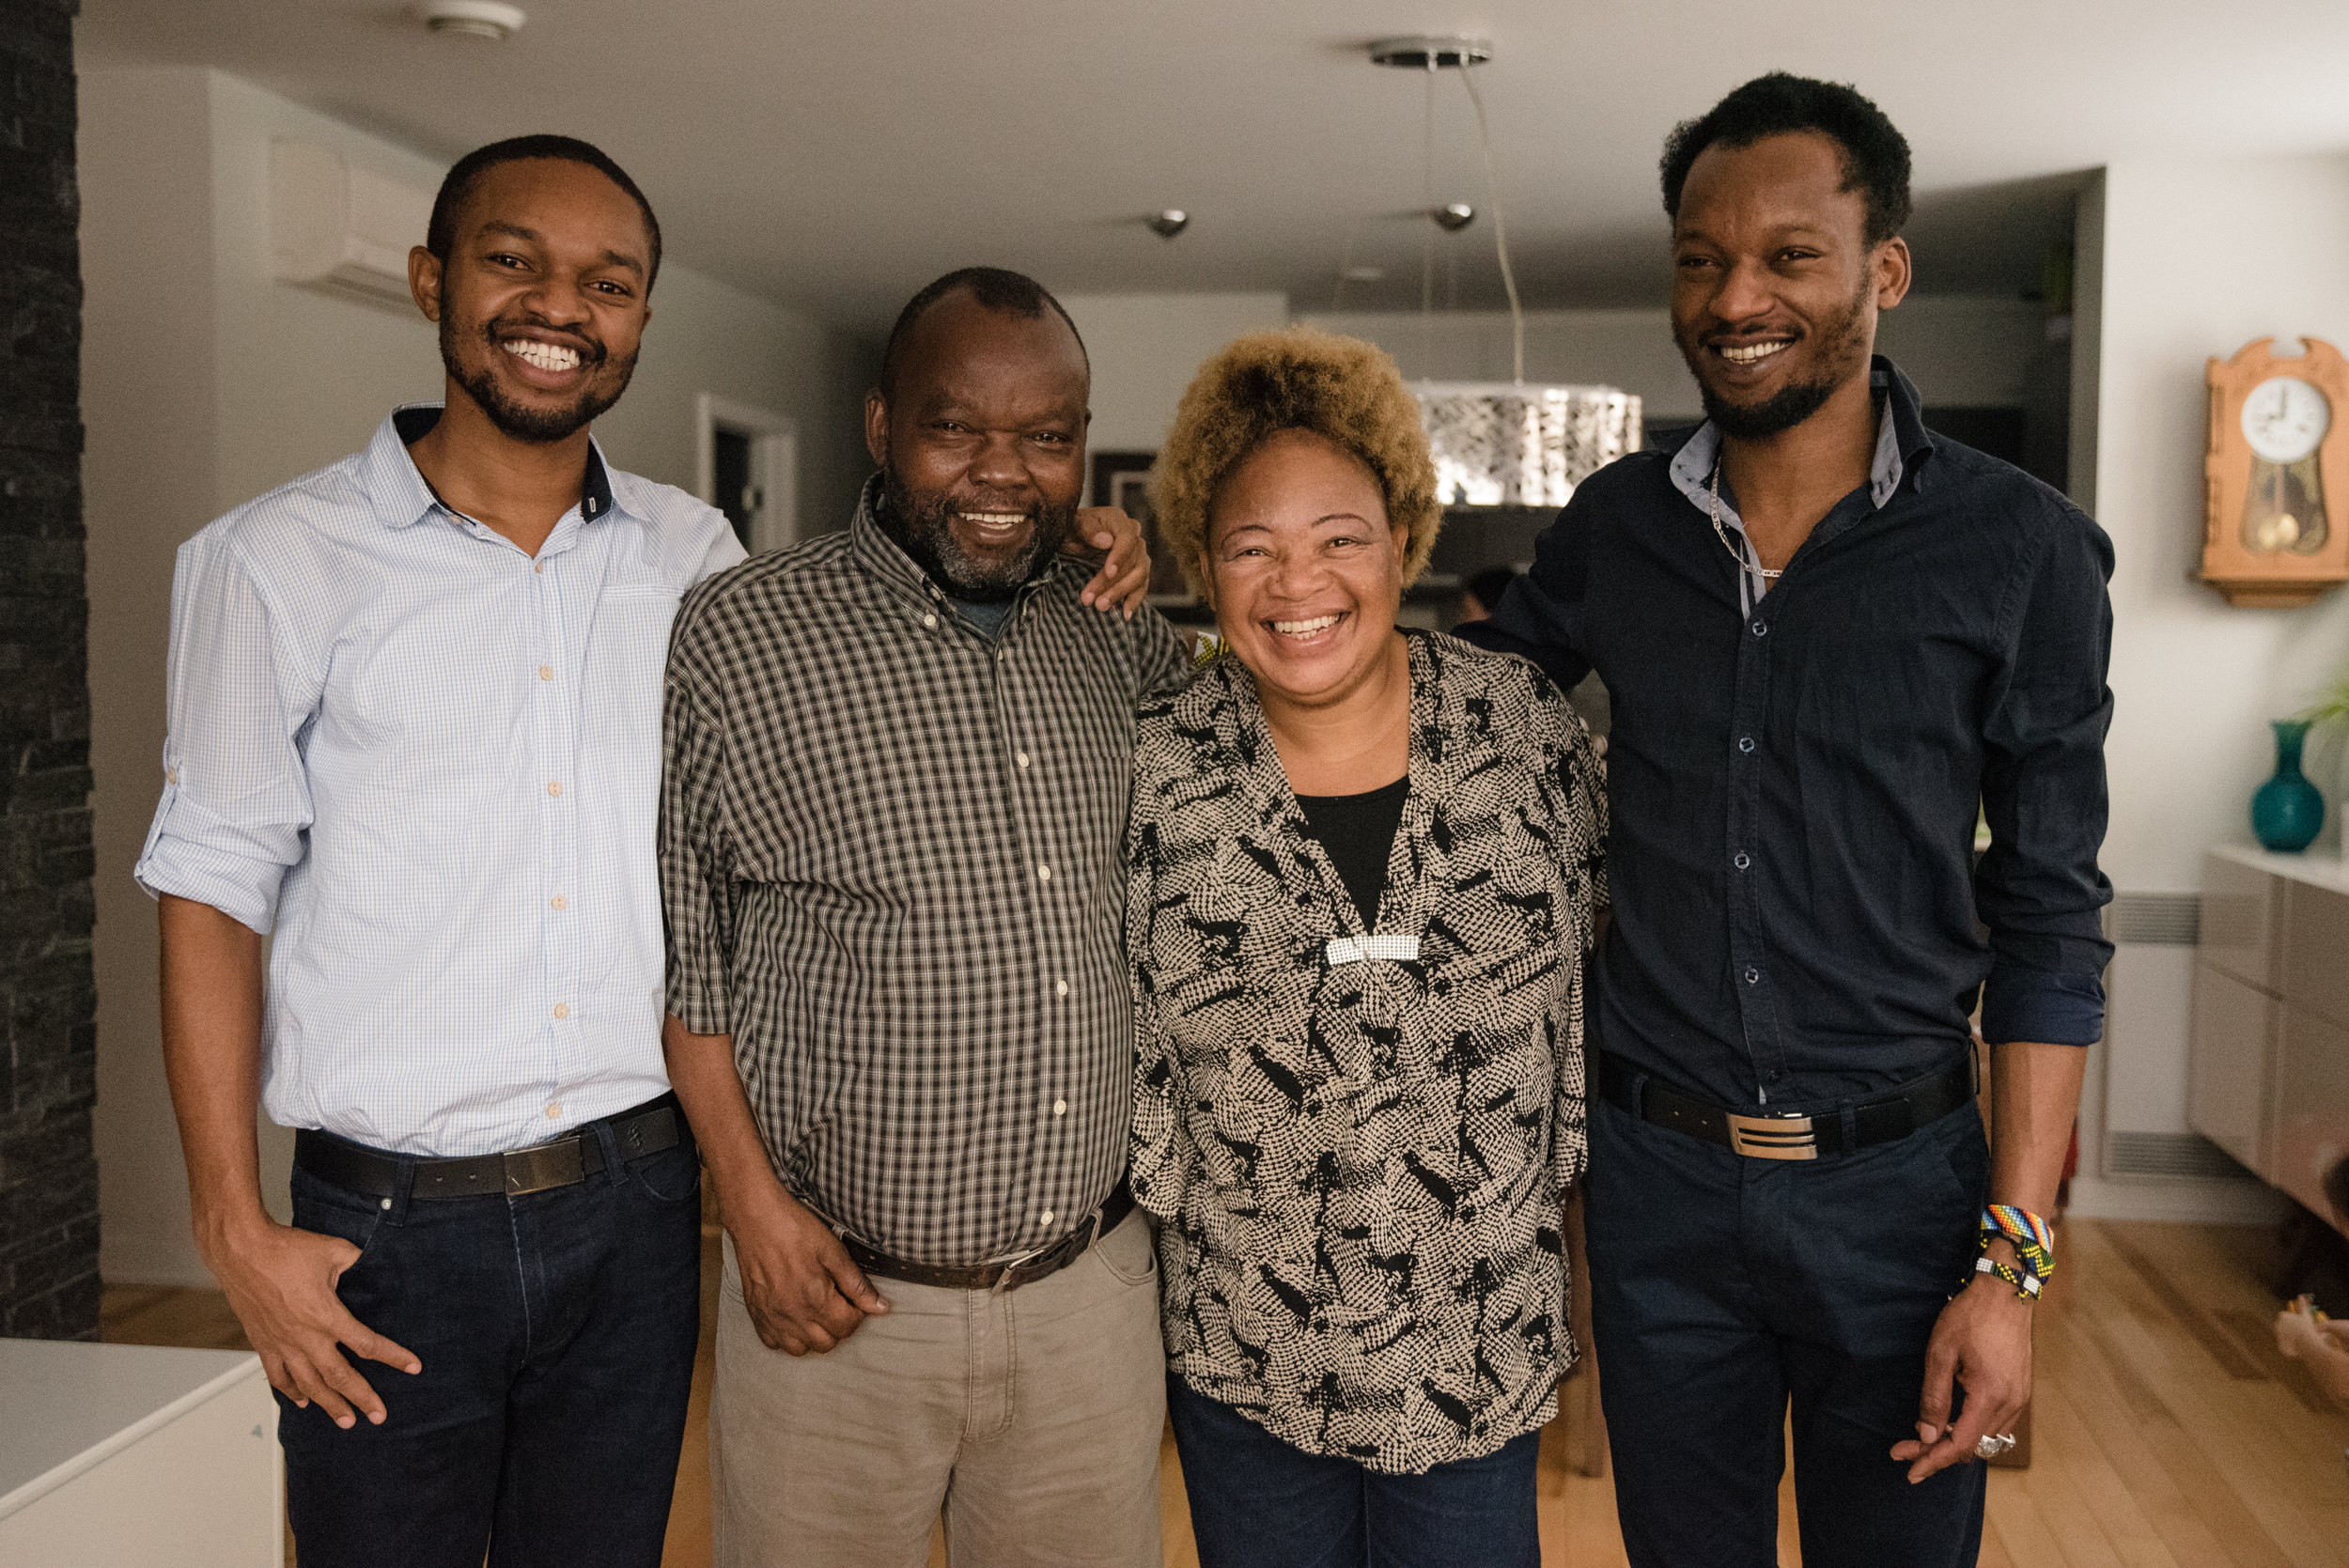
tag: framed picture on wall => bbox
[1090,450,1194,603]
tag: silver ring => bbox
[1973,1433,2016,1460]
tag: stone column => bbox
[0,0,99,1341]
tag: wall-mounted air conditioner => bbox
[269,140,433,310]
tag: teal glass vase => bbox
[2251,720,2325,852]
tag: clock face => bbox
[2242,376,2330,462]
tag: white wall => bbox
[80,66,879,1285]
[2085,156,2349,889]
[2061,155,2349,1225]
[1306,296,2050,424]
[1054,292,1289,467]
[80,68,235,1290]
[595,264,879,536]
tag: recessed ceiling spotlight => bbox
[414,2,526,41]
[1344,265,1386,282]
[1366,36,1493,70]
[1432,202,1475,232]
[1147,210,1190,240]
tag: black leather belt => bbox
[295,1095,685,1200]
[831,1183,1135,1293]
[1596,1052,1973,1161]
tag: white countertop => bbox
[2209,841,2349,894]
[0,1339,263,1517]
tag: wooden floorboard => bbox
[100,1218,2349,1566]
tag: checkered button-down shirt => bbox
[661,478,1191,1265]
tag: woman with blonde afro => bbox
[1123,328,1608,1566]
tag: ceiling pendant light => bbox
[1367,36,1640,508]
[1147,210,1190,240]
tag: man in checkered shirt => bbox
[661,269,1192,1568]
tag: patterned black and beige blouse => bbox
[1126,629,1608,1475]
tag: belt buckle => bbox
[503,1137,586,1195]
[1724,1111,1819,1161]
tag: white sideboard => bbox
[0,1338,280,1566]
[2187,846,2349,1234]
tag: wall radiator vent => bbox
[2107,893,2201,946]
[2105,1131,2247,1181]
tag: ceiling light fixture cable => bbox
[1422,64,1439,367]
[1455,61,1526,385]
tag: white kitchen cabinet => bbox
[0,1339,280,1566]
[2189,846,2349,1235]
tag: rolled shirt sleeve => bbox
[1975,505,2116,1047]
[659,613,739,1036]
[133,533,318,936]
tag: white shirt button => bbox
[551,894,568,910]
[547,781,563,797]
[1040,1210,1054,1226]
[923,614,937,629]
[1053,1098,1067,1117]
[539,665,553,681]
[552,1002,569,1019]
[1016,752,1031,768]
[545,1103,562,1118]
[1055,979,1069,997]
[1036,863,1052,881]
[534,560,545,574]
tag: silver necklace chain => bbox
[1710,459,1782,581]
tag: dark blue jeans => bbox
[279,1104,702,1568]
[1587,1084,1990,1568]
[1166,1374,1542,1568]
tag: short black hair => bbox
[427,134,663,288]
[1659,73,1912,246]
[878,267,1087,397]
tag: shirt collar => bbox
[1667,355,1936,521]
[366,403,618,529]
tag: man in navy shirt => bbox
[1461,74,2112,1565]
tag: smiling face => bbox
[1670,131,1909,441]
[864,290,1088,600]
[1205,428,1408,710]
[412,157,652,445]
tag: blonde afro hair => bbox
[1148,327,1440,596]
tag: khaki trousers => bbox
[712,1209,1166,1568]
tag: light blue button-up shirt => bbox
[136,406,744,1157]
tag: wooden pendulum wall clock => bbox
[2202,337,2349,607]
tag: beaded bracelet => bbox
[1975,1203,2056,1301]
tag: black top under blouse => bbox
[1287,774,1409,929]
[1293,773,1409,926]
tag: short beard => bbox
[878,469,1076,602]
[1692,277,1873,442]
[442,312,635,445]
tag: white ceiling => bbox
[80,0,2349,334]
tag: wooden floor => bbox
[101,1219,2349,1567]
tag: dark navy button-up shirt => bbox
[1459,358,2114,1110]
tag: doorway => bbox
[694,394,798,554]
